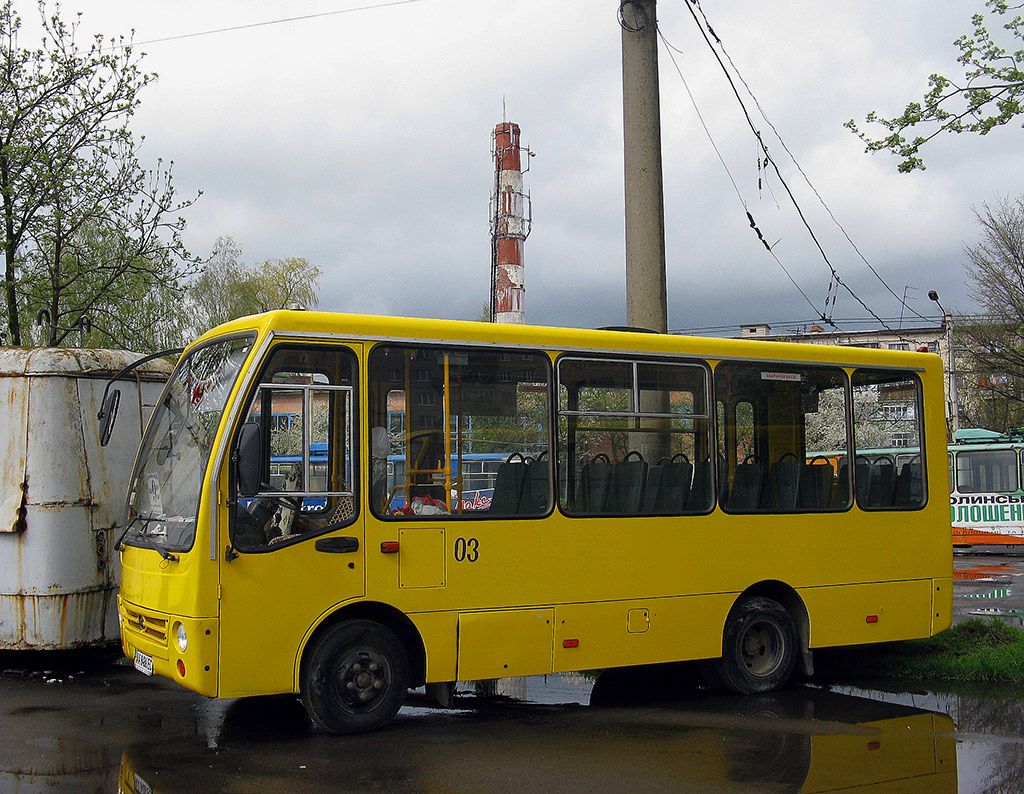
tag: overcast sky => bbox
[33,0,1023,335]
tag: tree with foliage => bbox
[848,0,1024,172]
[186,235,321,338]
[1,0,198,346]
[83,236,322,352]
[952,195,1024,430]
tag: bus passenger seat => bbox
[652,454,693,513]
[642,464,664,513]
[894,458,922,506]
[576,454,614,513]
[518,452,550,514]
[867,458,896,507]
[834,463,851,507]
[799,460,834,510]
[489,453,530,514]
[726,456,766,511]
[607,452,648,514]
[687,459,714,511]
[767,453,800,509]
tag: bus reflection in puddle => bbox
[118,680,956,794]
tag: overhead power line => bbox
[655,29,824,323]
[124,0,426,48]
[684,0,932,329]
[665,0,923,342]
[674,314,946,336]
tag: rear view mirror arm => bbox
[97,347,183,446]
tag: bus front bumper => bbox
[118,596,219,697]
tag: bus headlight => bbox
[175,622,188,653]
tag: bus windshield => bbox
[124,335,254,553]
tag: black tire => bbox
[300,619,409,734]
[709,597,797,694]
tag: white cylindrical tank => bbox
[0,348,171,649]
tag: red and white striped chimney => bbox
[490,122,531,324]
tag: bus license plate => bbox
[133,649,154,676]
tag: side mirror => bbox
[95,347,183,448]
[98,388,121,447]
[236,421,263,497]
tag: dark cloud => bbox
[68,0,1021,337]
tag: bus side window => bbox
[851,370,926,509]
[714,363,849,514]
[557,358,711,516]
[956,449,1018,494]
[367,344,552,518]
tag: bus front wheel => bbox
[709,596,797,694]
[301,619,410,734]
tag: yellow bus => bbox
[116,311,952,733]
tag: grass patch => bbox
[814,619,1024,683]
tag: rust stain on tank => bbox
[2,589,113,649]
[13,480,28,533]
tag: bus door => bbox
[367,343,555,680]
[218,342,363,697]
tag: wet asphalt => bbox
[953,549,1024,626]
[2,557,1024,794]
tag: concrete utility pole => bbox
[929,290,961,437]
[620,0,668,334]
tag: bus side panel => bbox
[551,594,735,673]
[932,577,953,634]
[801,579,933,648]
[456,609,554,680]
[407,610,458,683]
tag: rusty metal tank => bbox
[0,347,171,649]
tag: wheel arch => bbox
[296,601,427,690]
[735,580,812,676]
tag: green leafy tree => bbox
[104,265,194,352]
[187,235,321,338]
[1,1,199,346]
[848,0,1024,172]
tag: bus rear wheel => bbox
[708,596,797,694]
[301,619,409,734]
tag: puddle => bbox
[829,681,1024,793]
[2,662,1024,793]
[954,562,1020,581]
[118,673,967,794]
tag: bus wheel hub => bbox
[340,653,387,704]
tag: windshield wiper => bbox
[114,515,180,561]
[129,532,180,562]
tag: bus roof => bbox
[191,310,941,373]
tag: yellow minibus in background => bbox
[116,311,952,733]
